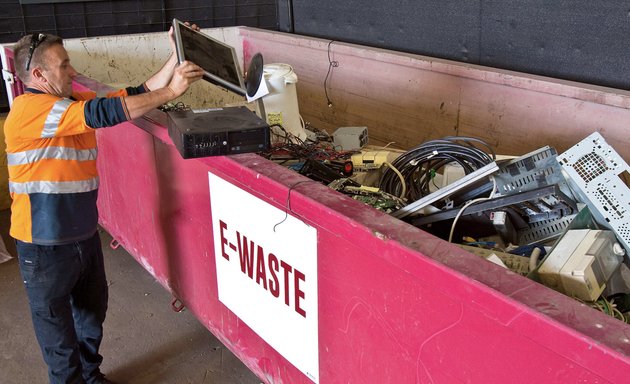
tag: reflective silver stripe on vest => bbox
[6,146,97,166]
[9,177,99,194]
[41,98,74,138]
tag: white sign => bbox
[209,172,319,383]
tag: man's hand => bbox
[168,22,200,53]
[124,61,204,120]
[147,22,202,92]
[167,61,205,98]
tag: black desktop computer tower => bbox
[167,106,270,159]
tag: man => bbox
[4,29,204,384]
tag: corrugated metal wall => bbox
[278,1,630,92]
[1,0,277,42]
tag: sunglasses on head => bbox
[25,33,47,71]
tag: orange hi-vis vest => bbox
[4,85,144,245]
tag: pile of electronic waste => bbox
[261,126,630,322]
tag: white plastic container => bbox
[261,63,306,141]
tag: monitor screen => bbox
[172,19,246,96]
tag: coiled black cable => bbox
[379,136,496,202]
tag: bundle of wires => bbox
[261,124,354,162]
[379,136,496,202]
[585,296,628,323]
[158,101,190,112]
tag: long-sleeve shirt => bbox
[4,84,147,245]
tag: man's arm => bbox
[143,53,178,92]
[81,60,202,129]
[124,60,203,120]
[143,23,199,91]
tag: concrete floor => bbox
[0,210,261,384]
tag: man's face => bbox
[39,44,77,98]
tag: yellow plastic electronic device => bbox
[351,150,400,171]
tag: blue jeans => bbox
[16,232,108,384]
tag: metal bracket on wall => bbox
[276,0,295,33]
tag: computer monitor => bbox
[172,18,246,96]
